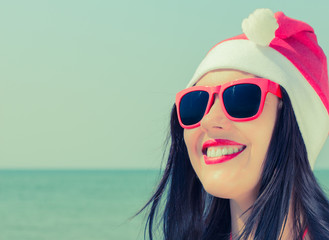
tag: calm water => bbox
[0,169,327,240]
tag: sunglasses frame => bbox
[175,78,282,129]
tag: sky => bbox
[0,0,328,169]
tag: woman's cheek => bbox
[184,129,204,172]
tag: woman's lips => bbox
[202,139,246,165]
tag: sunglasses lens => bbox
[223,84,261,118]
[179,91,209,126]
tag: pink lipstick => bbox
[202,139,246,165]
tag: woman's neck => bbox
[230,198,254,238]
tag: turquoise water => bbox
[0,169,327,240]
[0,170,161,240]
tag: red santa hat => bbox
[186,9,329,168]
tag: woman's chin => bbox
[200,174,236,199]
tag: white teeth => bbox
[206,146,244,158]
[222,148,228,155]
[228,148,234,154]
[216,148,222,157]
[210,148,216,157]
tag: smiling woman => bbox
[183,70,280,202]
[138,8,329,240]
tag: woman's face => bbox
[183,70,279,203]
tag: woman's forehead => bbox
[195,69,257,86]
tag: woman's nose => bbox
[200,94,232,132]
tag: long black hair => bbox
[138,87,329,240]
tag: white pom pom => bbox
[241,8,279,46]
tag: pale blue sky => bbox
[0,0,328,169]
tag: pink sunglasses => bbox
[175,78,282,129]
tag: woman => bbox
[140,9,329,240]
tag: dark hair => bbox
[139,87,329,240]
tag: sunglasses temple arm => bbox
[269,82,282,98]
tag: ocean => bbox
[0,169,328,240]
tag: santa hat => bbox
[186,9,329,168]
